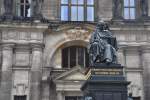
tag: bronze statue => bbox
[88,22,118,66]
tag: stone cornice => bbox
[0,23,48,30]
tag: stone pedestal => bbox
[81,64,129,100]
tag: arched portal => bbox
[50,40,89,69]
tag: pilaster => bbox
[57,91,63,100]
[30,43,44,100]
[141,46,150,100]
[0,43,15,100]
[118,48,125,66]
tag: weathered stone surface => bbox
[0,71,12,100]
[141,47,150,100]
[97,0,113,21]
[30,71,42,100]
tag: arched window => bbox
[61,0,95,21]
[62,46,89,68]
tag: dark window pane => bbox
[78,6,84,21]
[87,7,94,21]
[21,5,24,16]
[62,46,89,68]
[26,0,29,3]
[87,0,94,5]
[78,0,84,4]
[124,0,129,6]
[78,48,84,66]
[130,0,135,6]
[71,0,77,4]
[62,48,69,68]
[61,0,68,4]
[70,47,76,68]
[21,0,24,3]
[124,8,129,19]
[130,8,135,19]
[14,95,27,100]
[61,6,69,21]
[71,6,77,21]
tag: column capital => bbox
[30,43,44,51]
[2,43,15,50]
[140,45,150,53]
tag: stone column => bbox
[117,48,125,66]
[141,46,150,100]
[0,43,14,100]
[57,91,63,100]
[30,43,43,100]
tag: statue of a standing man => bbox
[4,0,13,16]
[113,0,122,19]
[32,0,44,19]
[141,0,148,16]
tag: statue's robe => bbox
[88,30,117,65]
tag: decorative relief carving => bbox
[14,84,28,95]
[65,27,90,40]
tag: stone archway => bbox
[44,24,95,68]
[50,40,89,68]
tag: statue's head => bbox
[96,21,109,31]
[96,22,104,31]
[103,23,109,31]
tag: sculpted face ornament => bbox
[88,21,118,66]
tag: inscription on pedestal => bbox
[86,68,123,80]
[93,69,123,75]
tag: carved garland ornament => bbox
[65,27,90,40]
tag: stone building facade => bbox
[0,0,150,100]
